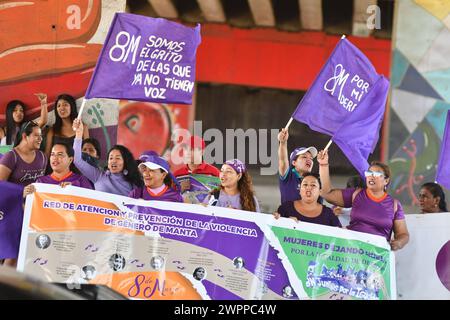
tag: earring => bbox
[123,169,128,176]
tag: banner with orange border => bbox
[17,183,396,300]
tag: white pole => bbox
[285,117,294,130]
[341,34,346,39]
[77,99,87,120]
[324,139,333,151]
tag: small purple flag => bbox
[436,110,450,190]
[292,38,385,137]
[0,181,24,259]
[85,13,201,104]
[331,76,389,177]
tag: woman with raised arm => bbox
[1,94,49,146]
[45,94,88,156]
[317,149,409,251]
[73,118,142,196]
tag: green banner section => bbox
[271,226,392,300]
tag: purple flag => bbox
[0,181,24,259]
[436,110,450,190]
[85,13,201,104]
[292,38,385,137]
[331,76,389,177]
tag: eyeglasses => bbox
[364,170,385,178]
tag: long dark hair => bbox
[6,100,26,145]
[238,171,257,212]
[14,120,39,147]
[162,169,178,190]
[213,170,257,212]
[106,145,143,187]
[421,182,448,212]
[53,94,78,136]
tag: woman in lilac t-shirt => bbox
[317,150,409,251]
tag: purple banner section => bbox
[292,38,387,140]
[126,204,297,300]
[436,111,450,190]
[85,13,201,105]
[332,76,389,176]
[0,181,24,259]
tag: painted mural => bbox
[1,1,195,166]
[117,100,193,171]
[0,0,126,162]
[388,0,450,212]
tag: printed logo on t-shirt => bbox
[20,169,45,183]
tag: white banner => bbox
[396,213,450,299]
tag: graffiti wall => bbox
[0,0,126,161]
[387,0,450,212]
[1,1,195,166]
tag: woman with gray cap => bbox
[129,151,183,202]
[278,128,318,204]
[203,159,260,212]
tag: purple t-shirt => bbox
[129,186,183,203]
[279,168,302,204]
[342,188,405,240]
[37,172,93,189]
[277,201,342,227]
[0,149,46,186]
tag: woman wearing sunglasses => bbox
[317,150,409,251]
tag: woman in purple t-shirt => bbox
[129,152,183,203]
[23,142,93,197]
[0,121,47,267]
[0,121,47,186]
[317,150,409,251]
[274,173,341,227]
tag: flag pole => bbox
[341,34,346,39]
[77,99,87,120]
[285,117,293,130]
[324,139,333,151]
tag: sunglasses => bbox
[364,170,385,178]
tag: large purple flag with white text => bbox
[0,181,24,259]
[85,13,201,104]
[436,110,450,190]
[331,76,389,177]
[292,38,387,137]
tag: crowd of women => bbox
[0,94,448,267]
